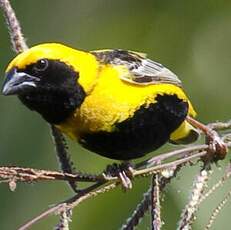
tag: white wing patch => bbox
[127,58,182,86]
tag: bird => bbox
[2,43,200,162]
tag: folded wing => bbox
[91,49,182,87]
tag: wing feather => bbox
[91,49,182,87]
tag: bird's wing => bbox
[91,49,182,87]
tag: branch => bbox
[0,166,104,184]
[0,0,27,52]
[0,127,229,229]
[121,188,151,230]
[177,168,210,230]
[0,0,79,195]
[205,188,231,230]
[0,0,81,227]
[50,125,78,192]
[0,145,210,186]
[55,209,72,230]
[151,174,161,230]
[0,145,209,229]
[18,182,116,230]
[199,163,231,204]
[121,160,185,229]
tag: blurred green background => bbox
[0,0,231,229]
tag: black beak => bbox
[2,68,40,95]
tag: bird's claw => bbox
[104,163,134,191]
[205,129,228,161]
[186,117,228,162]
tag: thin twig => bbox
[0,166,103,183]
[18,205,62,230]
[205,188,231,230]
[55,209,72,230]
[0,0,28,52]
[177,169,210,230]
[20,150,206,230]
[121,188,151,230]
[133,151,207,178]
[151,174,161,230]
[0,126,229,230]
[50,125,78,192]
[18,182,115,230]
[121,163,185,230]
[0,0,79,227]
[0,149,211,187]
[0,150,208,186]
[0,0,77,228]
[199,163,231,204]
[136,145,208,169]
[208,120,231,131]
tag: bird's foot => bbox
[104,162,134,191]
[204,129,227,162]
[186,116,228,162]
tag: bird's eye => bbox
[34,59,49,72]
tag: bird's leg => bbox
[104,162,134,190]
[186,116,228,161]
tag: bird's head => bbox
[2,43,98,124]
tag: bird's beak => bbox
[2,68,40,95]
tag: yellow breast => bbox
[57,65,196,140]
